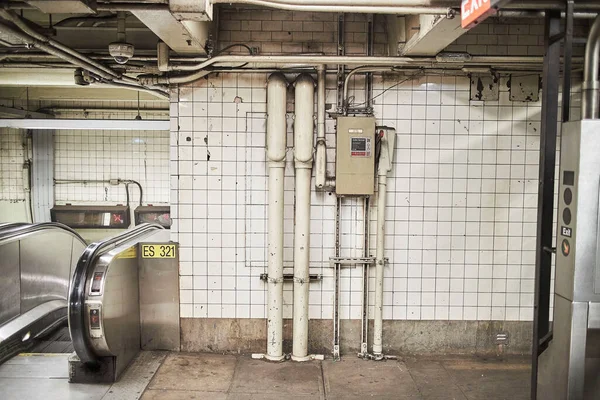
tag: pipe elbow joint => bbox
[294,73,315,88]
[268,72,288,89]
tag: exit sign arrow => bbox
[461,0,507,29]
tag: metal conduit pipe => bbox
[315,65,327,190]
[0,19,118,81]
[210,0,452,15]
[139,54,553,86]
[342,66,395,114]
[582,15,600,120]
[292,73,315,362]
[0,9,122,81]
[372,127,395,359]
[265,73,288,362]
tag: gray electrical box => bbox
[335,117,376,196]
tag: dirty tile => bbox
[404,359,467,399]
[142,389,228,400]
[148,353,237,392]
[229,357,323,397]
[442,358,530,400]
[323,358,421,399]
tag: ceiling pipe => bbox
[0,19,119,80]
[495,11,598,19]
[38,107,169,114]
[210,0,453,15]
[139,53,557,85]
[582,15,600,119]
[0,9,123,80]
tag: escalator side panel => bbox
[20,231,74,314]
[89,252,140,378]
[0,242,20,326]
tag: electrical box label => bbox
[350,137,371,157]
[142,244,176,258]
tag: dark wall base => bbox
[180,318,532,356]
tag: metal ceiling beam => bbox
[402,14,467,56]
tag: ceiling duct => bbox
[25,0,97,13]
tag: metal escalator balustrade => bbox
[68,222,179,383]
[0,223,87,364]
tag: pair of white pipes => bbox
[265,73,315,361]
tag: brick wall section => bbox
[218,9,590,59]
[218,9,388,56]
[446,17,589,57]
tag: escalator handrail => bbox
[0,222,86,246]
[68,222,164,364]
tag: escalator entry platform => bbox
[68,224,179,384]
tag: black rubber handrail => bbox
[0,222,86,246]
[68,222,164,365]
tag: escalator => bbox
[0,223,87,364]
[0,222,179,383]
[68,223,179,383]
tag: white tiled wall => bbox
[54,129,170,205]
[0,97,170,208]
[171,71,548,322]
[170,10,588,323]
[0,128,26,201]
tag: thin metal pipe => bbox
[0,19,118,81]
[373,173,387,357]
[292,73,315,362]
[343,66,395,114]
[140,54,553,85]
[210,0,452,15]
[582,15,600,119]
[97,3,169,12]
[39,107,168,114]
[265,73,287,362]
[372,129,395,358]
[315,65,327,190]
[0,9,121,80]
[495,11,598,19]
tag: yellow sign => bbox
[142,244,176,259]
[117,246,137,259]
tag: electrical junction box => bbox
[335,116,376,196]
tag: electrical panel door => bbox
[335,117,376,196]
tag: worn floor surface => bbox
[141,353,531,400]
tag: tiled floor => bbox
[142,353,531,400]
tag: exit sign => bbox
[461,0,504,29]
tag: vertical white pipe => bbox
[315,65,327,189]
[266,73,287,361]
[292,73,315,361]
[372,173,387,356]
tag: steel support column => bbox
[531,10,563,400]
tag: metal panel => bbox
[531,13,561,399]
[335,117,376,196]
[31,129,53,223]
[556,121,600,303]
[0,242,20,325]
[138,240,180,351]
[19,231,76,313]
[88,247,141,378]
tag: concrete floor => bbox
[141,353,531,400]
